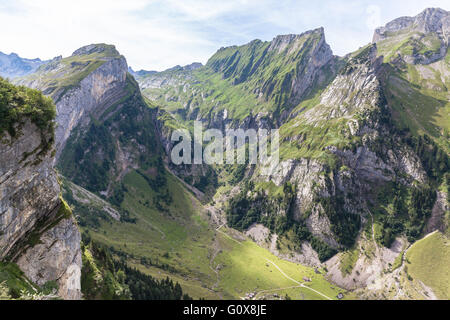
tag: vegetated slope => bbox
[80,236,192,300]
[374,7,450,152]
[135,8,449,300]
[405,231,449,299]
[139,28,336,128]
[5,7,448,301]
[62,167,220,299]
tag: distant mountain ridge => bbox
[0,51,48,79]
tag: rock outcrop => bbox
[373,8,449,43]
[53,56,128,158]
[15,45,129,159]
[373,8,449,65]
[0,120,81,299]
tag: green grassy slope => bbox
[376,27,450,152]
[141,28,334,125]
[15,44,123,103]
[405,232,450,299]
[65,168,219,299]
[214,230,354,300]
[64,167,349,300]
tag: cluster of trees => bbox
[136,166,173,210]
[377,182,437,247]
[319,196,361,248]
[110,182,128,207]
[63,187,111,229]
[226,181,338,262]
[59,121,115,193]
[114,261,191,300]
[63,184,136,229]
[229,164,247,185]
[81,235,191,300]
[292,224,337,262]
[0,77,56,137]
[226,181,296,233]
[405,134,449,182]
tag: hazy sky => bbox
[0,0,448,71]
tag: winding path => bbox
[214,223,334,300]
[264,259,333,300]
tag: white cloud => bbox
[0,0,217,70]
[366,5,382,30]
[0,0,449,70]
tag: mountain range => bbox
[0,7,448,300]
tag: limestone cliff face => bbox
[373,8,449,43]
[16,217,81,299]
[14,45,129,159]
[0,120,81,299]
[53,56,128,158]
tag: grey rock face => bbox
[52,56,128,158]
[373,8,449,42]
[16,52,129,159]
[425,192,449,234]
[16,217,82,299]
[72,43,120,56]
[318,46,382,119]
[0,121,60,259]
[0,121,81,299]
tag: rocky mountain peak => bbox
[183,62,203,71]
[71,43,120,57]
[373,7,449,43]
[268,27,326,53]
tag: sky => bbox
[0,0,448,71]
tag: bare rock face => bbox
[318,45,383,118]
[0,121,81,299]
[373,8,449,43]
[0,121,59,259]
[14,45,129,159]
[425,192,449,234]
[16,217,82,299]
[53,56,128,158]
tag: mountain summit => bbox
[373,7,449,65]
[373,7,449,44]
